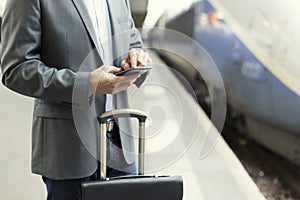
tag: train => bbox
[147,0,300,166]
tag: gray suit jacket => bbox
[1,0,144,180]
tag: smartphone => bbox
[114,66,152,76]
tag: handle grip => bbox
[98,109,147,123]
[98,109,147,180]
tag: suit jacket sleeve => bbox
[0,0,90,110]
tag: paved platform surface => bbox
[129,51,265,200]
[0,51,265,199]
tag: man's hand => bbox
[121,48,152,70]
[89,65,141,94]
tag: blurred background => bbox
[144,0,300,199]
[1,0,300,199]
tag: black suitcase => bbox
[81,109,183,200]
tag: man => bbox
[0,0,152,199]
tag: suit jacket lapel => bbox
[106,1,127,67]
[71,0,103,58]
[105,0,116,35]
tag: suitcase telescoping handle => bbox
[98,109,147,180]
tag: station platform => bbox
[0,51,265,199]
[129,51,265,200]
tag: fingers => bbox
[99,66,140,94]
[92,48,152,94]
[128,49,138,67]
[146,53,153,65]
[143,53,148,65]
[121,60,131,70]
[103,65,122,73]
[111,74,140,94]
[137,50,145,66]
[124,48,152,68]
[91,65,127,94]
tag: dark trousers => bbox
[42,126,136,200]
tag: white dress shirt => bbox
[85,0,114,111]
